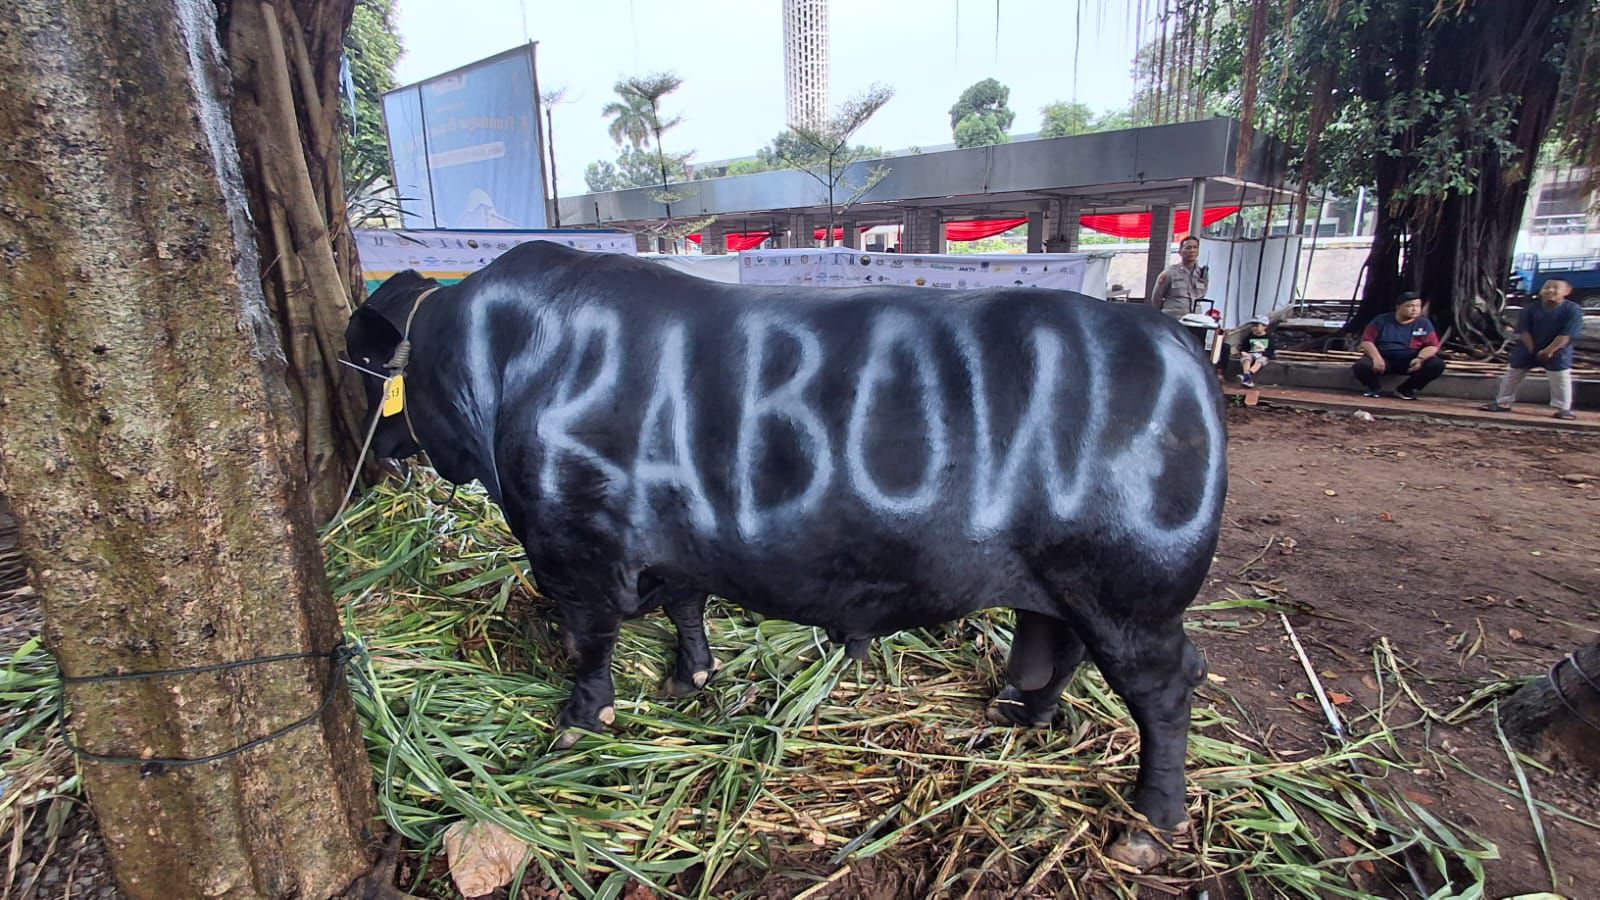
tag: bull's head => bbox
[344,270,438,460]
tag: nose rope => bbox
[336,358,389,380]
[393,287,437,450]
[385,340,412,371]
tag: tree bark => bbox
[0,2,376,898]
[222,0,369,521]
[1501,638,1600,772]
[1347,0,1576,353]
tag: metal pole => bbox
[1188,177,1207,240]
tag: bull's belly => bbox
[680,548,1056,639]
[715,585,991,639]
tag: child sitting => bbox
[1237,317,1275,387]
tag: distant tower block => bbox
[784,0,829,130]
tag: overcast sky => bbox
[395,0,1151,192]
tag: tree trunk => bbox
[222,0,369,522]
[1346,0,1574,352]
[1501,638,1600,771]
[0,3,376,898]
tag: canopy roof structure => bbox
[556,117,1296,246]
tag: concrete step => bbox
[1228,357,1600,410]
[1222,383,1600,433]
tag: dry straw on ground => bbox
[6,472,1573,898]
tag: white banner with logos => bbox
[737,247,1108,298]
[356,228,636,287]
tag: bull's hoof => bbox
[1106,830,1168,871]
[984,685,1060,728]
[844,637,872,661]
[550,706,614,750]
[664,668,711,698]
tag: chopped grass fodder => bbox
[322,475,1500,899]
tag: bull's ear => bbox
[346,270,435,364]
[359,270,435,333]
[345,305,404,368]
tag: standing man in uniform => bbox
[1149,234,1209,318]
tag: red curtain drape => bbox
[811,225,874,241]
[1078,206,1241,239]
[944,218,1028,241]
[689,207,1242,250]
[686,231,772,252]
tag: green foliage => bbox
[722,158,771,177]
[591,71,696,210]
[1035,101,1156,139]
[342,0,401,186]
[947,235,1019,255]
[949,77,1014,132]
[600,91,653,149]
[583,145,688,193]
[784,84,895,239]
[954,114,1009,149]
[612,72,684,145]
[1188,0,1599,348]
[1089,105,1152,132]
[1195,0,1595,204]
[950,78,1014,148]
[1039,101,1095,138]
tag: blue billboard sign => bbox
[382,44,548,230]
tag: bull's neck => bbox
[405,291,503,500]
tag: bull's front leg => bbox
[551,599,622,751]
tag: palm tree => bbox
[601,90,653,149]
[613,73,685,222]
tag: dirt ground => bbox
[1194,405,1600,898]
[8,406,1599,899]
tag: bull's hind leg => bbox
[1087,617,1208,869]
[660,588,717,697]
[985,610,1086,727]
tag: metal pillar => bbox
[931,210,946,254]
[902,209,936,254]
[781,214,808,248]
[1048,197,1083,253]
[841,219,858,249]
[1026,210,1044,253]
[1145,205,1174,299]
[1187,177,1207,240]
[703,223,727,255]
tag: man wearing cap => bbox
[1148,235,1209,318]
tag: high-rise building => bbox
[783,0,829,130]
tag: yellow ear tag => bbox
[381,375,406,417]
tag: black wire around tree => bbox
[1549,652,1600,738]
[56,642,360,776]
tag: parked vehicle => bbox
[1513,252,1600,308]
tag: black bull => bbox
[347,241,1226,862]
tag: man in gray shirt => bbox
[1149,235,1209,318]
